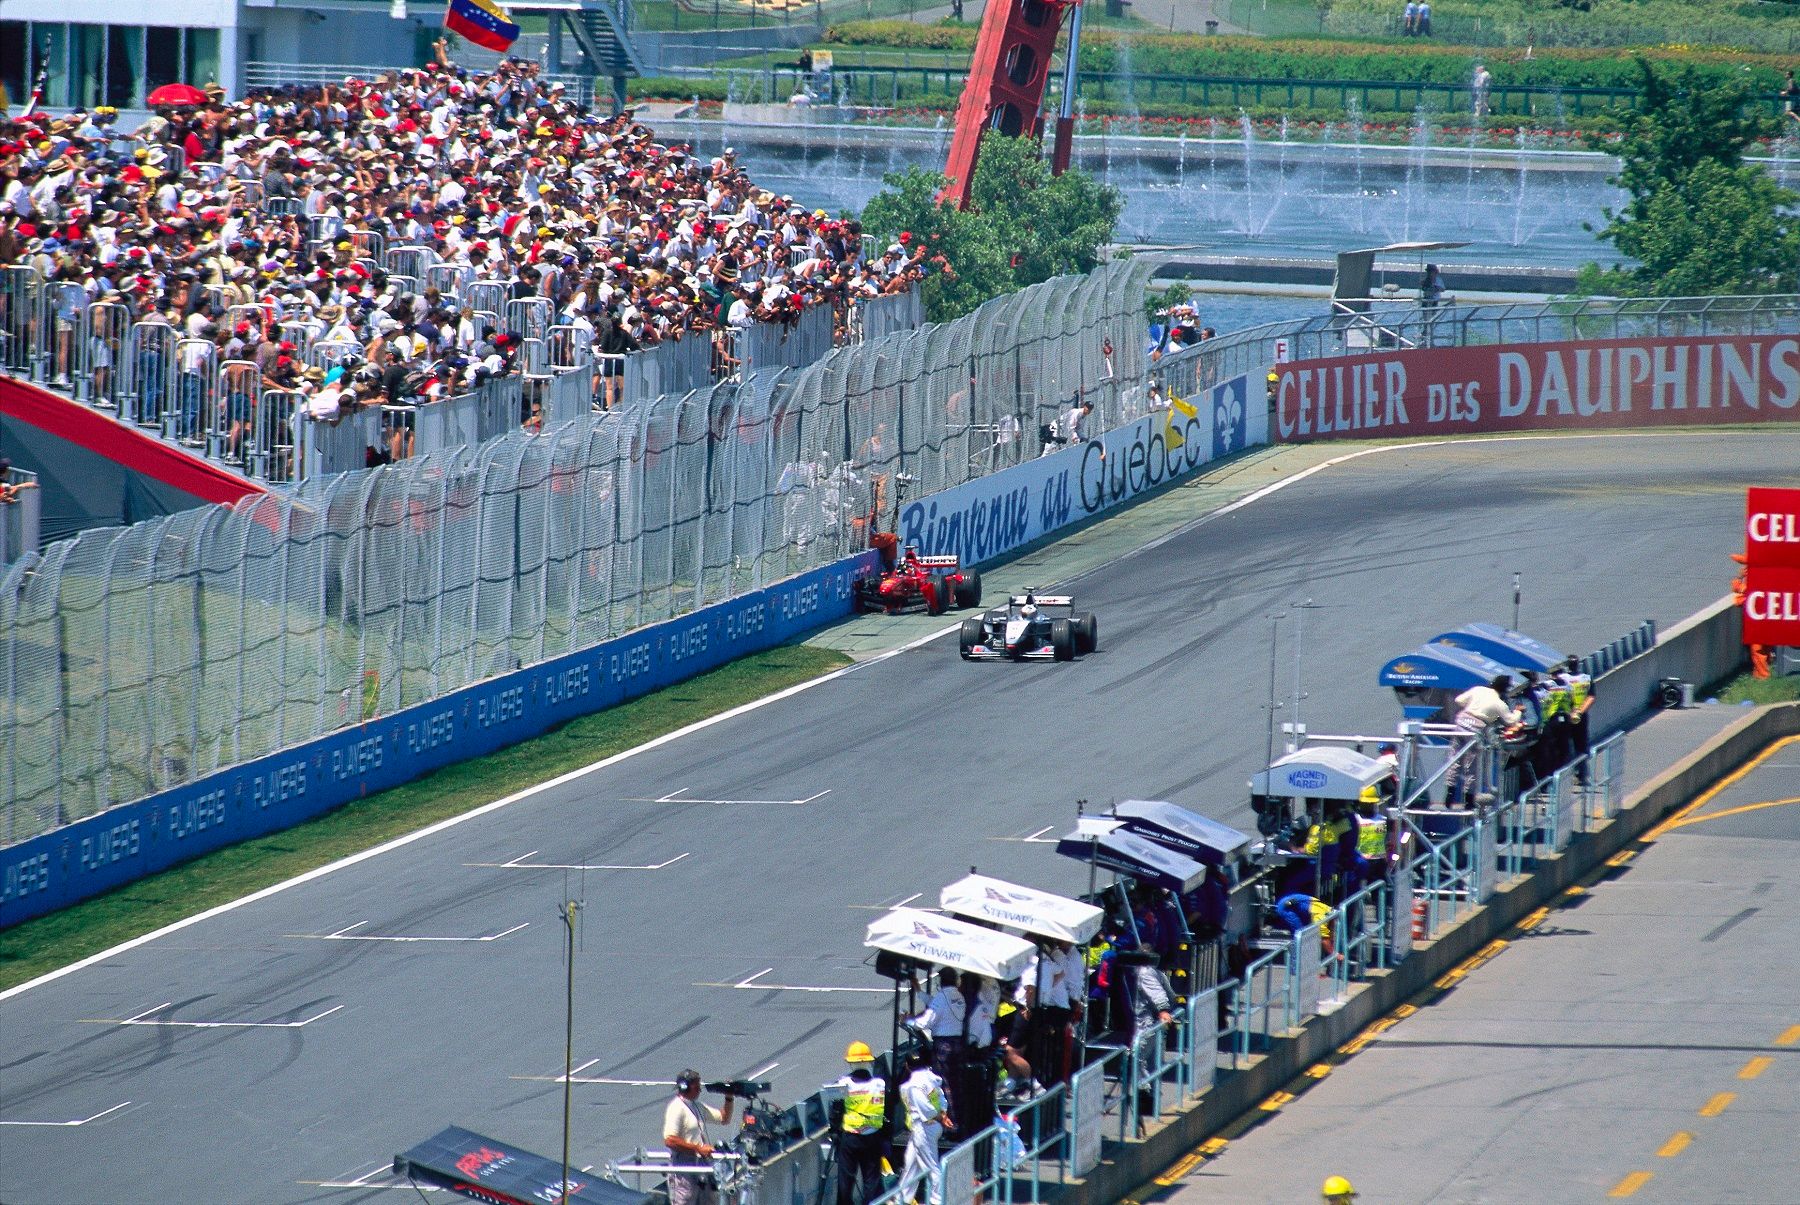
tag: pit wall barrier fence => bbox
[743,705,1786,1205]
[739,729,1630,1205]
[0,550,875,925]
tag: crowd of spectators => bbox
[0,43,947,456]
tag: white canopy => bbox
[938,874,1104,946]
[1250,746,1391,801]
[865,907,1037,981]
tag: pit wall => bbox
[0,380,1250,928]
[1273,334,1800,443]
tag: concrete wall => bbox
[1590,597,1745,737]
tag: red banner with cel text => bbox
[1273,334,1800,444]
[1746,487,1800,571]
[1741,566,1800,646]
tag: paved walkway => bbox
[1133,709,1800,1204]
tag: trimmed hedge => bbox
[821,23,1795,91]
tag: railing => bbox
[4,238,923,488]
[705,62,1797,120]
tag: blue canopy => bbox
[1110,800,1250,868]
[1430,622,1564,673]
[1056,825,1206,894]
[1379,643,1515,692]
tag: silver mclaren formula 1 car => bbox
[958,592,1098,661]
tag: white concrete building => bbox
[1,0,441,109]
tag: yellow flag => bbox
[1165,393,1198,449]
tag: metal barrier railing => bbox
[1,467,42,565]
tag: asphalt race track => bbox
[2,431,1794,1204]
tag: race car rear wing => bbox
[1009,594,1073,606]
[913,555,962,568]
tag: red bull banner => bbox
[1273,334,1800,443]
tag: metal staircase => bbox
[516,0,647,108]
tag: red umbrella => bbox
[146,83,210,108]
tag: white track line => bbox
[288,921,530,943]
[0,1101,132,1127]
[84,1002,344,1029]
[467,851,691,871]
[694,968,890,994]
[0,430,1712,1005]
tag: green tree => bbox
[860,131,1123,322]
[1580,59,1800,296]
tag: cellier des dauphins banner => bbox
[1743,487,1800,646]
[1272,334,1800,444]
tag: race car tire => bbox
[959,616,984,659]
[1075,612,1098,654]
[1051,618,1075,661]
[926,578,948,616]
[955,570,983,609]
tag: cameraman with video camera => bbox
[664,1069,736,1205]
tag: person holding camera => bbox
[664,1069,736,1205]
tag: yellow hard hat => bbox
[1322,1175,1357,1200]
[845,1041,875,1063]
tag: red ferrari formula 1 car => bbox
[854,547,984,615]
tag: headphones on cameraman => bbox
[677,1069,701,1093]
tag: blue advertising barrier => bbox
[899,375,1255,563]
[0,550,878,927]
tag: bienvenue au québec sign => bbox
[900,375,1254,562]
[1274,335,1800,442]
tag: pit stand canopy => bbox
[1430,622,1565,672]
[1055,821,1207,894]
[865,907,1037,981]
[938,874,1104,945]
[1379,643,1515,692]
[1250,747,1391,802]
[1109,799,1250,868]
[396,1126,652,1205]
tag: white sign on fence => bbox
[1068,1063,1104,1178]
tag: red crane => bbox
[941,0,1085,209]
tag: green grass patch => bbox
[1715,667,1800,706]
[0,644,851,992]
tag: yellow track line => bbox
[1699,1091,1736,1118]
[1738,1056,1774,1080]
[1777,1025,1800,1047]
[1656,1132,1692,1158]
[1664,795,1800,831]
[1609,1171,1654,1197]
[1644,736,1800,840]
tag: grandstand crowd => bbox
[0,45,948,440]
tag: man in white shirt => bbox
[663,1069,735,1205]
[1447,674,1518,805]
[896,1050,955,1205]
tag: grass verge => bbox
[1714,666,1800,706]
[0,644,851,993]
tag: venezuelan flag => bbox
[444,0,520,52]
